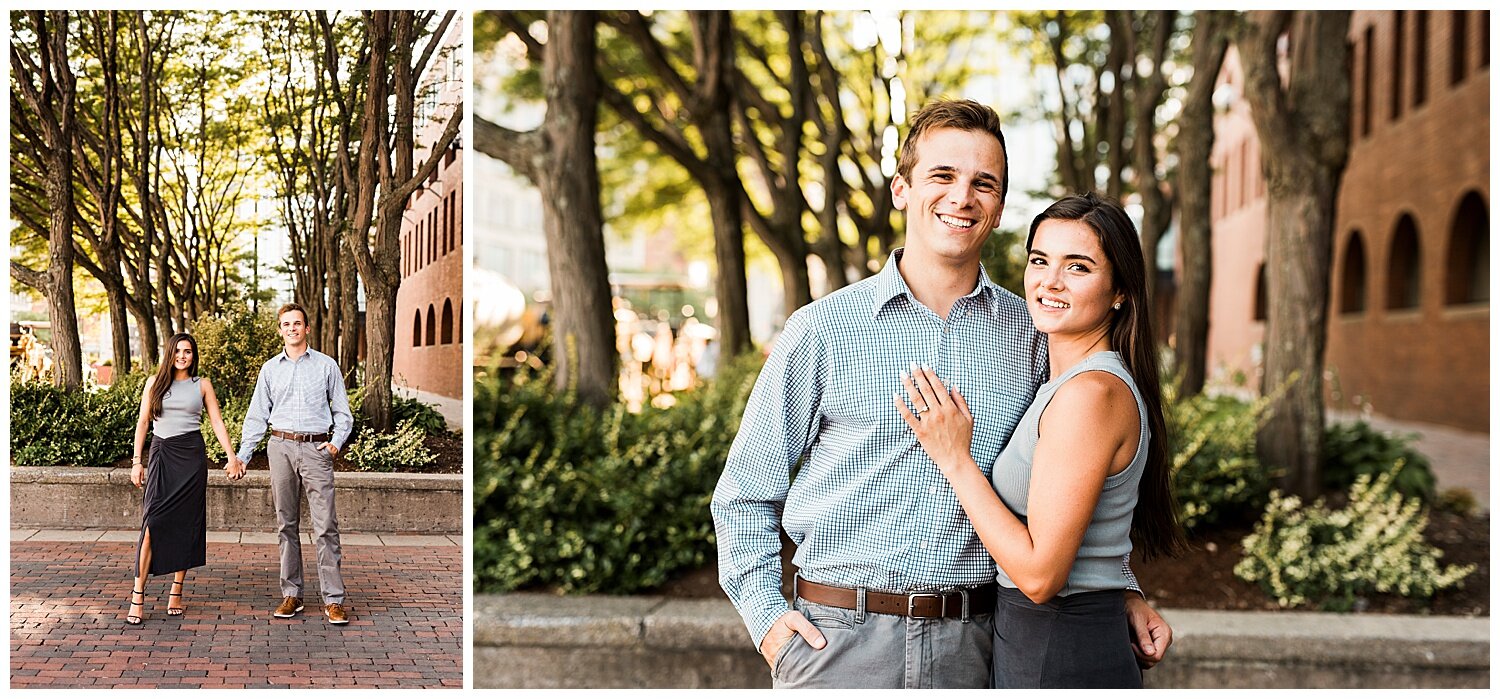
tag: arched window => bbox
[1341,230,1369,314]
[425,304,437,346]
[1254,264,1268,321]
[1445,191,1489,304]
[413,310,423,347]
[441,299,454,344]
[1386,214,1422,310]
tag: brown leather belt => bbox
[795,575,996,619]
[271,429,331,443]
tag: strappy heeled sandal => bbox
[126,588,146,625]
[167,580,186,616]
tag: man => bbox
[711,100,1172,688]
[238,302,355,625]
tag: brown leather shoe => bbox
[274,596,304,618]
[324,602,350,625]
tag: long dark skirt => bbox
[137,431,208,577]
[991,586,1142,688]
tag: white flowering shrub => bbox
[346,419,436,472]
[1234,463,1475,610]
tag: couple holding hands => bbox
[125,303,353,627]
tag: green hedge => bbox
[473,355,760,594]
[10,370,148,467]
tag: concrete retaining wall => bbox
[473,593,1489,689]
[10,467,462,534]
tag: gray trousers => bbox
[268,437,344,604]
[770,597,993,688]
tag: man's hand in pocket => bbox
[759,610,827,668]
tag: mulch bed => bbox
[653,510,1489,617]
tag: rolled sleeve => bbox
[710,309,825,649]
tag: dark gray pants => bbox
[770,597,994,688]
[269,437,344,605]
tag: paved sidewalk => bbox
[10,531,462,689]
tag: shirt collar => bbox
[871,247,1002,317]
[276,346,321,364]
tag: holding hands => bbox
[224,455,247,481]
[894,364,977,476]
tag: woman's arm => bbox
[200,378,241,476]
[131,376,156,488]
[897,366,1133,603]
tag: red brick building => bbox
[1203,10,1489,432]
[394,19,464,415]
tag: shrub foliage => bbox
[1166,389,1275,532]
[1234,465,1474,610]
[473,355,760,594]
[346,419,436,472]
[10,370,148,467]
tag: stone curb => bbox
[473,593,1490,688]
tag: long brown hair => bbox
[149,333,200,419]
[1027,192,1186,560]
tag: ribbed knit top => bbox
[989,351,1146,595]
[153,377,204,439]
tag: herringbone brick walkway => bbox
[10,532,462,688]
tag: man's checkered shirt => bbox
[711,250,1138,649]
[236,347,354,463]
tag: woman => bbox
[896,193,1184,687]
[126,333,244,624]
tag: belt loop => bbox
[792,575,800,607]
[854,587,866,625]
[960,588,971,623]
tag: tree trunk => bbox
[1240,10,1352,498]
[538,10,617,407]
[702,175,752,358]
[22,11,86,389]
[1172,11,1230,398]
[1132,10,1176,303]
[337,244,361,386]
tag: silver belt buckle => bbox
[907,591,945,618]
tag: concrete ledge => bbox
[10,467,461,534]
[473,593,1489,689]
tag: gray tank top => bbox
[153,377,205,439]
[990,351,1147,595]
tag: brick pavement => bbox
[10,531,463,689]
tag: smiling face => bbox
[891,127,1006,265]
[278,308,308,348]
[172,339,195,371]
[1024,218,1124,340]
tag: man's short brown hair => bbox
[896,99,1009,201]
[276,302,308,324]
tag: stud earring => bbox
[1112,302,1122,310]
